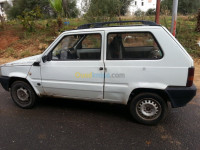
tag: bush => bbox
[161,0,200,15]
[134,9,145,17]
[17,6,42,32]
[146,8,156,16]
[6,0,50,19]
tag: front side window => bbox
[51,33,101,60]
[107,32,163,60]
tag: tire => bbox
[10,81,36,109]
[129,92,168,125]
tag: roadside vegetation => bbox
[0,0,200,61]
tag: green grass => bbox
[20,50,32,58]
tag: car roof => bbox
[62,25,163,34]
[62,20,163,34]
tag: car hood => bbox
[3,54,42,66]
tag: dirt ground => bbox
[194,59,200,89]
[0,28,45,59]
[0,30,19,50]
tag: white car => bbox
[0,21,197,125]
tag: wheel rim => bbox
[136,98,162,121]
[16,87,30,102]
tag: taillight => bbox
[186,67,195,87]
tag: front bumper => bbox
[0,76,10,91]
[165,84,197,108]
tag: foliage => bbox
[49,0,63,17]
[6,0,50,19]
[49,0,64,30]
[4,47,18,58]
[17,6,42,32]
[170,17,200,57]
[161,0,200,15]
[62,0,79,18]
[119,0,133,16]
[20,50,32,58]
[84,0,119,22]
[146,8,156,16]
[134,9,145,17]
[196,9,200,32]
[5,0,79,19]
[83,0,133,22]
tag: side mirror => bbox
[42,55,47,63]
[42,53,52,63]
[47,53,52,61]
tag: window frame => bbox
[49,33,102,61]
[106,31,164,60]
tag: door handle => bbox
[99,67,104,70]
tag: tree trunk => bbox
[0,14,5,29]
[62,0,68,18]
[196,9,200,32]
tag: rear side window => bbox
[107,32,163,60]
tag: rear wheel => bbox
[129,92,168,125]
[10,81,36,108]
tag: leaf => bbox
[49,0,63,16]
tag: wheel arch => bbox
[9,77,40,96]
[128,88,170,105]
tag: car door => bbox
[40,31,105,100]
[103,31,164,104]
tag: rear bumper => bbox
[165,84,197,108]
[0,76,10,91]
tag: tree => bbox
[62,0,79,18]
[0,4,5,29]
[119,0,133,16]
[49,0,63,17]
[83,0,133,22]
[196,9,200,32]
[6,0,51,19]
[161,0,200,15]
[49,0,63,30]
[0,14,5,29]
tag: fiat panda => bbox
[0,21,197,125]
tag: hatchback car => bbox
[0,20,197,125]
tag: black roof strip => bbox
[77,20,159,29]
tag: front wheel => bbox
[129,93,168,125]
[10,81,36,109]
